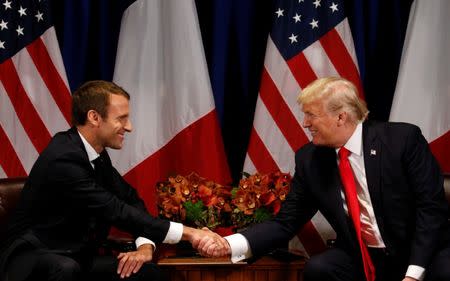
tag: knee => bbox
[427,269,450,281]
[303,256,332,281]
[51,258,81,281]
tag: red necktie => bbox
[338,147,375,281]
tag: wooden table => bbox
[157,255,306,281]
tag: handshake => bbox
[183,226,232,258]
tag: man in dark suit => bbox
[0,80,226,281]
[200,77,450,281]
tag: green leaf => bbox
[231,187,239,198]
[254,208,272,223]
[183,201,206,224]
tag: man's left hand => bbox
[116,244,154,279]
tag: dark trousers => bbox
[303,246,450,281]
[6,250,161,281]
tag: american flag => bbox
[0,0,71,178]
[0,0,70,177]
[243,0,362,256]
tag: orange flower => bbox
[157,171,292,231]
[230,171,292,228]
[233,189,259,215]
[156,172,233,230]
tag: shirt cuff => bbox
[405,265,425,281]
[163,222,183,244]
[135,237,155,250]
[224,233,252,263]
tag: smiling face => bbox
[302,99,343,147]
[298,77,365,148]
[97,94,132,150]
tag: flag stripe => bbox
[0,125,27,177]
[0,82,39,174]
[259,69,306,151]
[0,59,52,153]
[287,52,318,90]
[303,41,339,78]
[123,110,230,214]
[265,37,305,131]
[253,96,296,173]
[0,165,6,178]
[27,38,72,123]
[288,235,309,258]
[429,131,450,173]
[242,154,257,175]
[334,19,360,72]
[40,28,71,91]
[297,221,327,255]
[246,127,280,174]
[12,49,70,136]
[319,28,364,97]
[310,211,335,242]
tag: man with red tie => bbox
[200,77,450,281]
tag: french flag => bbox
[111,0,231,214]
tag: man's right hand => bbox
[182,226,230,257]
[116,243,153,279]
[196,227,231,257]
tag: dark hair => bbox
[71,80,130,126]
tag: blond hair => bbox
[297,77,368,123]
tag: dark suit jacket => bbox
[0,127,170,278]
[242,121,449,272]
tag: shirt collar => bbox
[77,130,100,162]
[336,122,363,156]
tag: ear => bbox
[337,111,347,126]
[86,110,101,126]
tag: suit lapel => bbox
[362,122,385,233]
[68,127,95,173]
[314,148,353,239]
[97,151,121,195]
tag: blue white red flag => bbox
[390,0,450,174]
[111,0,231,214]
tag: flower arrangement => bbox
[156,171,292,232]
[156,172,232,229]
[230,171,292,229]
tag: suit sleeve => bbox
[242,149,318,258]
[404,126,447,267]
[110,166,148,212]
[48,152,170,244]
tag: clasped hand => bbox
[115,226,230,279]
[188,227,231,257]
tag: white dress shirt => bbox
[337,123,385,248]
[78,131,183,250]
[225,123,425,280]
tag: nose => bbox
[302,116,310,128]
[125,119,133,132]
